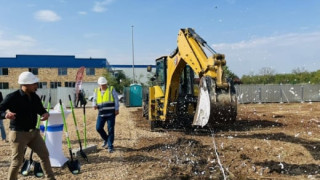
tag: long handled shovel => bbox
[34,96,52,177]
[21,95,46,176]
[43,96,51,142]
[35,95,46,129]
[68,95,88,162]
[83,104,87,148]
[59,99,81,174]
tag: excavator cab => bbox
[147,57,167,122]
[154,57,166,91]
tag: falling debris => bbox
[272,114,285,118]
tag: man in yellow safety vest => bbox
[92,77,119,153]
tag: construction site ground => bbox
[1,102,320,179]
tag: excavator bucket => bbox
[193,77,211,127]
[193,76,237,127]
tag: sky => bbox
[0,0,320,77]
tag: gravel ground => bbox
[1,102,320,179]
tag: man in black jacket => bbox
[0,72,55,180]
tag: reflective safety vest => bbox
[95,86,115,117]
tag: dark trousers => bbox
[96,115,115,150]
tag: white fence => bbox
[235,84,320,103]
[1,84,320,106]
[0,82,98,107]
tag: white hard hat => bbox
[97,77,108,85]
[18,72,39,85]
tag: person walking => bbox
[0,72,55,180]
[74,89,86,108]
[92,77,119,153]
[78,89,87,107]
[0,91,7,142]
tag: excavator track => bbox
[193,76,237,127]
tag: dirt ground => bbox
[1,102,320,179]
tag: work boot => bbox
[101,141,107,148]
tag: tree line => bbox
[226,67,320,84]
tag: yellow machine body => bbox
[147,28,237,129]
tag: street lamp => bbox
[131,25,135,84]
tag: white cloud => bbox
[212,32,320,76]
[34,10,61,22]
[92,0,114,13]
[78,11,87,15]
[0,34,37,56]
[16,35,36,42]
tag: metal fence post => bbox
[301,86,304,103]
[259,87,262,104]
[280,84,283,103]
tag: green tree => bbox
[223,66,241,84]
[103,70,131,93]
[146,72,155,86]
[223,66,238,79]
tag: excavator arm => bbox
[174,28,228,87]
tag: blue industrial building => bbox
[0,54,109,89]
[0,54,156,89]
[0,54,109,68]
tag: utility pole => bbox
[131,25,135,84]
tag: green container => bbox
[124,84,142,107]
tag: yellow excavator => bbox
[144,28,237,130]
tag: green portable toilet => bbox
[124,84,142,107]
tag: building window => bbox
[38,82,47,89]
[86,68,95,76]
[65,81,75,87]
[29,68,38,75]
[0,68,8,75]
[0,82,9,89]
[50,82,61,89]
[58,68,67,76]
